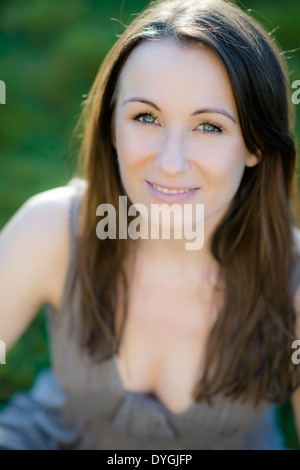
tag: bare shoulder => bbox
[19,181,80,220]
[2,177,87,236]
[0,180,85,349]
[1,183,76,250]
[10,182,84,303]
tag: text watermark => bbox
[96,197,204,250]
[107,453,192,467]
[292,80,300,105]
[0,80,6,104]
[0,340,6,364]
[292,340,300,365]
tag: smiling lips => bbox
[149,181,199,194]
[146,180,200,202]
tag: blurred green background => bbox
[0,0,300,449]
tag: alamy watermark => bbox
[292,80,300,105]
[96,197,205,250]
[292,340,300,365]
[0,340,6,364]
[0,80,6,104]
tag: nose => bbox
[154,130,190,175]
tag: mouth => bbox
[148,181,199,194]
[146,180,200,201]
[150,182,198,194]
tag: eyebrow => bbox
[122,97,237,123]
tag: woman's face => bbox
[112,40,258,234]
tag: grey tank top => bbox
[45,178,299,450]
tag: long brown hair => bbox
[70,0,299,405]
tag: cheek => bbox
[116,125,150,167]
[214,139,246,171]
[197,140,247,188]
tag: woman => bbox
[0,0,299,450]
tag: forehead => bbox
[115,39,236,111]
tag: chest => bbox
[114,269,219,413]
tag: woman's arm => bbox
[0,186,73,352]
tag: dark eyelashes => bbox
[199,121,223,134]
[132,111,158,123]
[132,112,223,133]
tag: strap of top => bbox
[47,178,87,318]
[67,177,86,241]
[290,228,300,299]
[291,255,300,298]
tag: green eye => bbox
[203,123,217,132]
[142,114,155,123]
[197,122,222,134]
[133,112,158,124]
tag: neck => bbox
[132,214,221,283]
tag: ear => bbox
[245,151,260,168]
